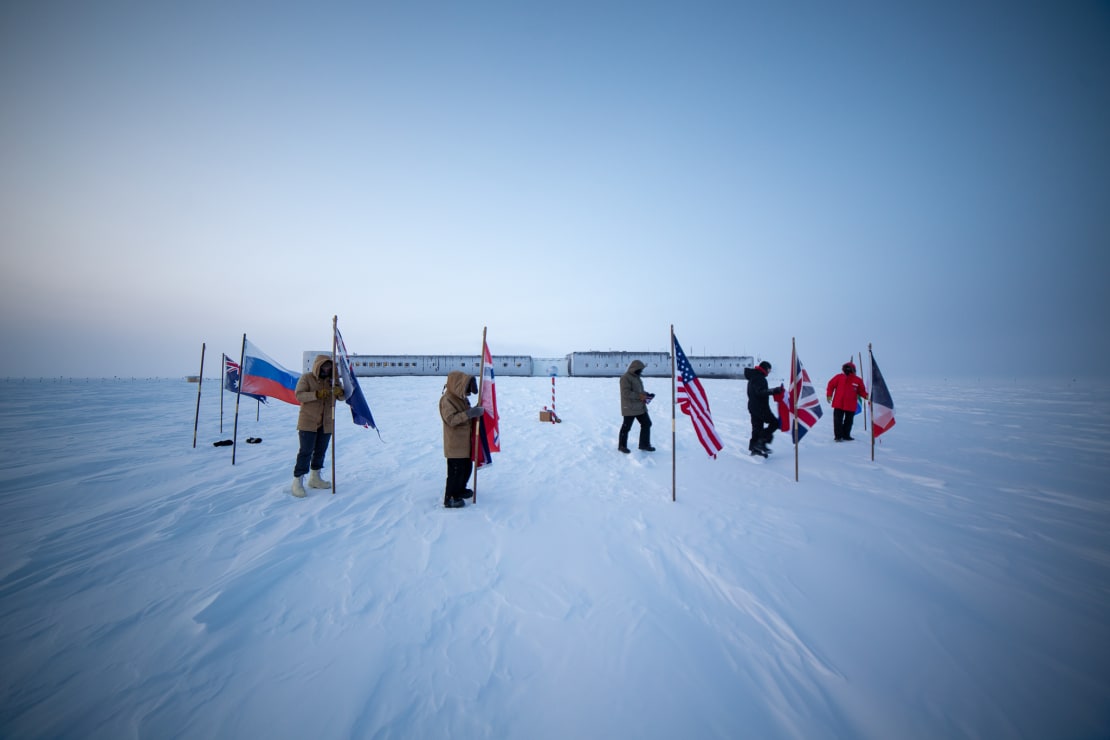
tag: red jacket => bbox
[826,369,868,412]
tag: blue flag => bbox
[334,324,378,432]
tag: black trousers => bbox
[619,412,652,449]
[833,409,856,440]
[749,409,777,450]
[294,429,331,477]
[445,458,473,504]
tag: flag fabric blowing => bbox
[241,339,300,406]
[870,353,896,437]
[787,349,823,442]
[224,355,267,405]
[673,334,723,458]
[334,324,378,431]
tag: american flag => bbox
[673,334,723,458]
[787,349,822,442]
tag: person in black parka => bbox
[745,360,783,457]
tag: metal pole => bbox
[192,343,205,448]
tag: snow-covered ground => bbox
[1,375,1107,739]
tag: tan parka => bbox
[619,360,648,416]
[295,354,345,433]
[440,370,477,458]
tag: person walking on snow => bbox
[439,370,484,508]
[745,360,784,457]
[291,354,345,497]
[826,361,869,441]
[618,359,655,453]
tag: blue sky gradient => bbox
[2,1,1108,379]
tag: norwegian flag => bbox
[786,349,823,442]
[673,333,723,458]
[472,339,500,468]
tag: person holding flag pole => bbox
[469,327,501,503]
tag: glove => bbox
[315,388,331,400]
[775,385,785,394]
[466,406,485,418]
[826,397,832,404]
[332,386,345,400]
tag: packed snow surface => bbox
[1,376,1108,739]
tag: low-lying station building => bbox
[304,351,754,379]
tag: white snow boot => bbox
[292,475,306,498]
[308,469,331,489]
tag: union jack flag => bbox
[787,349,822,442]
[673,334,723,458]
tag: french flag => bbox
[241,339,300,406]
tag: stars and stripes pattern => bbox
[673,334,723,458]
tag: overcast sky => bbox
[2,1,1107,380]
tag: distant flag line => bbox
[190,324,897,498]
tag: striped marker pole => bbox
[550,376,556,423]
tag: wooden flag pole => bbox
[232,335,246,465]
[869,343,876,462]
[670,324,677,503]
[192,343,206,448]
[331,315,338,495]
[219,353,225,434]
[792,338,800,482]
[470,326,487,503]
[859,350,867,431]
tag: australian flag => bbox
[224,354,267,404]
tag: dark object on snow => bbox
[212,439,233,447]
[246,437,262,444]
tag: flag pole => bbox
[859,350,867,431]
[869,343,875,462]
[670,324,677,503]
[192,343,205,448]
[219,353,226,434]
[471,326,487,503]
[232,335,245,465]
[792,338,800,482]
[331,315,338,494]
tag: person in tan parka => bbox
[439,370,483,508]
[291,354,345,498]
[618,359,655,453]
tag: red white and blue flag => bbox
[472,340,500,467]
[334,324,378,432]
[673,333,723,458]
[241,339,300,406]
[223,354,267,404]
[870,353,896,437]
[786,349,823,442]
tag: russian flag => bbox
[241,339,300,406]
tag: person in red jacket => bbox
[826,361,868,442]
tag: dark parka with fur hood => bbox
[440,370,478,458]
[620,360,648,416]
[294,354,345,433]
